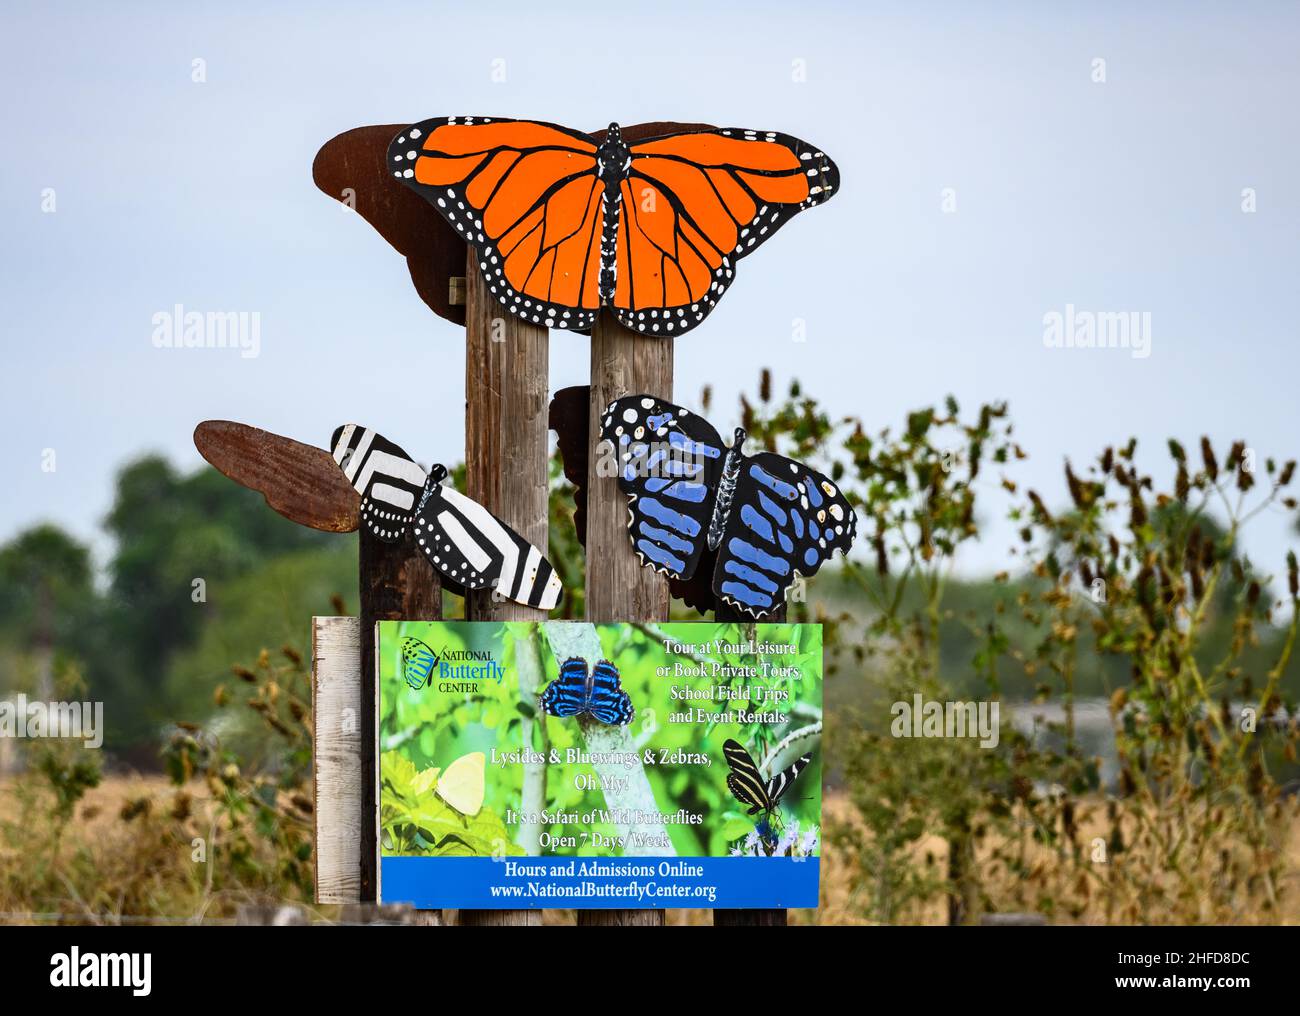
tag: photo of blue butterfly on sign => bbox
[599,395,858,617]
[540,657,635,726]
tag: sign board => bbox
[376,620,822,909]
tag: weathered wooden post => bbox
[358,531,441,903]
[583,313,673,927]
[457,254,549,928]
[711,602,789,928]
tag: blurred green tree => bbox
[0,524,94,649]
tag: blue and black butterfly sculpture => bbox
[598,395,857,618]
[541,657,635,726]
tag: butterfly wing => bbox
[400,637,438,691]
[613,127,839,336]
[541,657,591,718]
[584,660,634,726]
[413,477,562,609]
[389,117,604,331]
[712,452,857,618]
[723,739,772,816]
[436,751,485,817]
[763,752,813,809]
[599,396,727,581]
[330,424,428,542]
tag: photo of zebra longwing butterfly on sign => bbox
[722,729,820,856]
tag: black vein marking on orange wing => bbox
[388,116,603,331]
[611,126,839,337]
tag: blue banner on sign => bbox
[381,856,820,910]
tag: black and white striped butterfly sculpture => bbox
[600,396,857,618]
[331,424,562,610]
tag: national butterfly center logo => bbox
[400,637,505,693]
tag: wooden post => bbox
[714,908,787,927]
[583,311,673,927]
[359,530,441,902]
[711,600,790,927]
[313,615,362,905]
[458,251,549,928]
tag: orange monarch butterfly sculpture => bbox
[387,117,839,336]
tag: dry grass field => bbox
[4,774,1295,925]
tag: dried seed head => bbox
[1027,490,1052,523]
[1065,462,1084,507]
[873,532,888,576]
[1129,491,1147,529]
[1200,437,1218,481]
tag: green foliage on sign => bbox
[379,750,521,857]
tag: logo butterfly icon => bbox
[540,657,634,726]
[387,116,839,337]
[400,637,439,691]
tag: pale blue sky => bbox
[2,1,1297,578]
